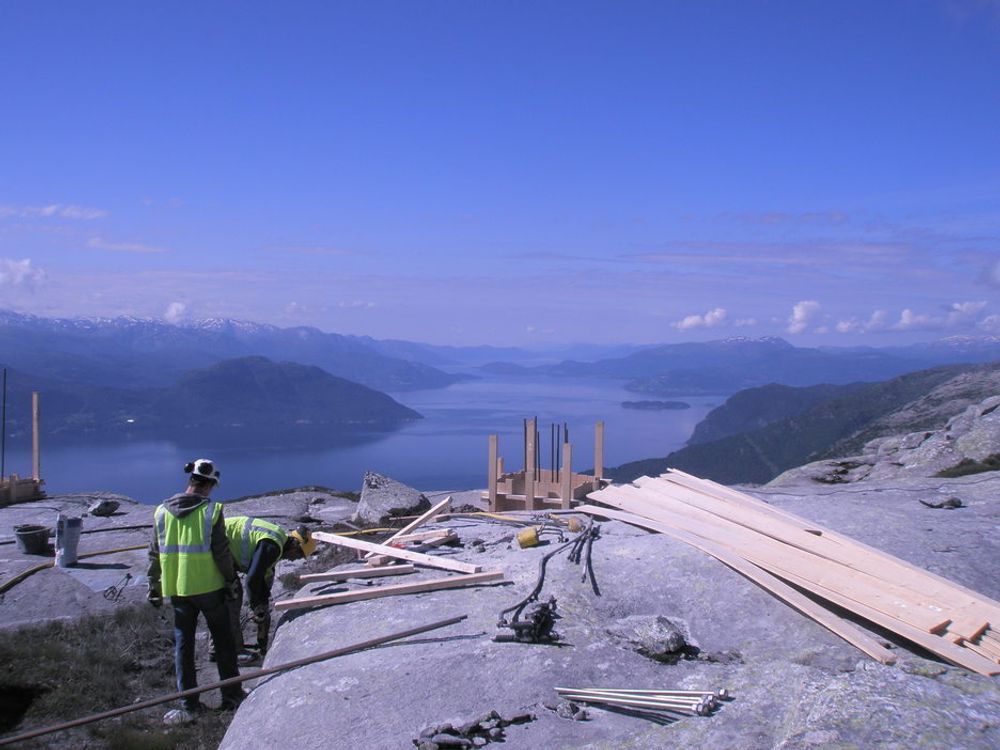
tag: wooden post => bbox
[9,473,18,503]
[488,434,498,512]
[561,442,573,509]
[594,420,604,481]
[525,418,537,510]
[31,392,40,482]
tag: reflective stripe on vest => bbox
[225,516,287,572]
[155,500,225,598]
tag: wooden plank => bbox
[313,531,481,574]
[637,476,992,626]
[298,564,417,582]
[627,478,968,630]
[660,469,1000,622]
[577,504,998,676]
[365,495,451,565]
[274,571,505,611]
[488,435,499,512]
[389,529,454,544]
[575,504,897,665]
[593,484,955,634]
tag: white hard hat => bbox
[185,458,220,484]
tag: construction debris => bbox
[584,469,1000,676]
[413,710,536,749]
[311,531,481,574]
[554,687,729,717]
[274,570,506,612]
[495,519,600,643]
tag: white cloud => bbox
[163,302,187,324]
[336,300,375,309]
[946,300,986,325]
[734,317,757,327]
[835,310,889,334]
[0,258,46,289]
[672,307,727,330]
[786,300,820,334]
[0,203,108,220]
[87,237,168,254]
[890,301,988,331]
[979,314,1000,332]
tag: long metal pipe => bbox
[0,614,468,746]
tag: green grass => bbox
[0,605,234,749]
[934,453,1000,478]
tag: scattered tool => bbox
[102,572,132,602]
[495,518,600,643]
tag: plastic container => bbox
[14,524,51,555]
[55,514,83,567]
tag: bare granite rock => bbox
[220,473,1000,750]
[353,471,430,525]
[770,394,1000,487]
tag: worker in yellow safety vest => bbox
[147,458,245,719]
[222,516,316,662]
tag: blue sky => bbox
[1,0,999,346]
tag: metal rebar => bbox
[0,614,469,746]
[556,692,704,715]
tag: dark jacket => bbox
[147,492,236,595]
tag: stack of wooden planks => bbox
[581,469,1000,676]
[275,498,506,612]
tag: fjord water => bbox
[3,376,717,503]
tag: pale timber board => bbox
[622,483,958,634]
[313,531,481,574]
[575,504,896,665]
[389,528,454,544]
[368,532,458,567]
[650,474,1000,622]
[632,477,993,629]
[593,485,953,634]
[958,641,1000,665]
[661,469,1000,620]
[299,564,417,582]
[364,496,452,562]
[274,570,505,611]
[578,503,998,676]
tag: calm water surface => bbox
[3,376,720,503]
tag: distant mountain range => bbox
[0,356,420,442]
[0,310,464,392]
[488,335,1000,395]
[606,362,1000,485]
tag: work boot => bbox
[237,649,261,666]
[219,689,248,711]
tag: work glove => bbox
[250,604,269,623]
[147,583,163,609]
[224,579,242,602]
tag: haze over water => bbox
[3,376,716,503]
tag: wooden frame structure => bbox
[485,418,609,512]
[0,391,44,506]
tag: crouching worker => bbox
[224,517,316,662]
[147,458,245,719]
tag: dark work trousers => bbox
[170,589,241,708]
[227,578,245,651]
